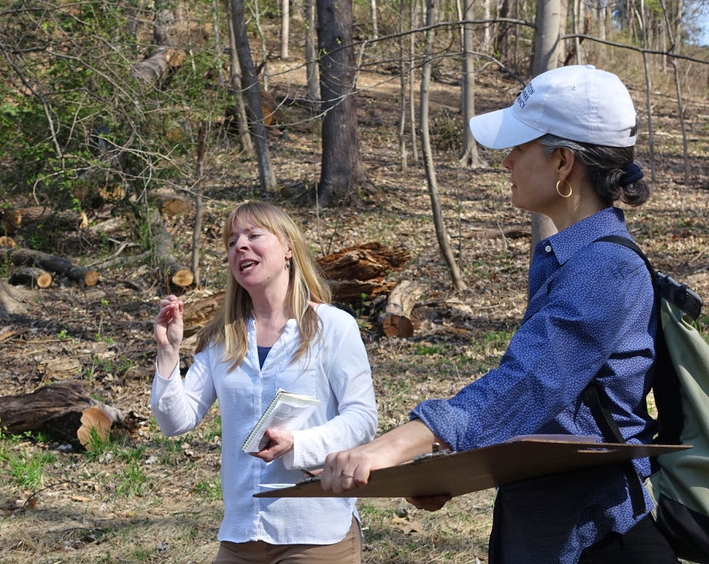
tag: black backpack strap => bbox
[582,383,647,516]
[583,235,653,517]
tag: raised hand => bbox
[154,295,184,377]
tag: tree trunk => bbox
[530,0,561,258]
[420,0,467,292]
[225,0,253,154]
[229,0,277,192]
[316,0,370,206]
[281,0,290,59]
[305,0,320,100]
[398,0,408,171]
[191,123,206,287]
[459,0,483,168]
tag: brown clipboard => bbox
[254,435,689,499]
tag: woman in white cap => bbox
[320,66,677,563]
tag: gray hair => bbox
[538,134,650,206]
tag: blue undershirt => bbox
[257,346,271,369]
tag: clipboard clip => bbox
[413,442,451,463]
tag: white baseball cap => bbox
[469,65,638,149]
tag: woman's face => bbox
[502,139,560,216]
[227,221,292,294]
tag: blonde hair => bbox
[196,201,332,369]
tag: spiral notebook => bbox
[242,389,319,453]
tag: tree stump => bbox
[380,280,426,338]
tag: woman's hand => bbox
[321,446,377,494]
[405,494,452,512]
[154,295,184,377]
[320,420,449,495]
[251,428,294,462]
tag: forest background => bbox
[0,0,708,562]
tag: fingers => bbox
[321,451,370,494]
[405,494,451,512]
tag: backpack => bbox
[586,235,709,564]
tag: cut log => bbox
[3,206,88,234]
[149,209,194,287]
[154,187,193,216]
[380,280,426,338]
[1,247,99,286]
[8,266,53,289]
[0,235,16,248]
[327,278,395,303]
[131,46,186,87]
[0,208,21,234]
[0,382,142,446]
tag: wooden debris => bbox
[0,382,142,446]
[1,206,88,234]
[149,209,194,287]
[131,47,186,87]
[182,291,224,336]
[154,187,193,217]
[0,235,15,248]
[318,242,410,304]
[1,247,99,287]
[319,241,410,281]
[0,208,21,234]
[8,266,53,289]
[0,281,30,319]
[380,280,426,338]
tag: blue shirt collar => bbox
[539,207,629,266]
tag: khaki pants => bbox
[214,517,362,564]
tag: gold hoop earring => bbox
[556,180,573,198]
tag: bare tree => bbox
[530,0,562,253]
[316,0,370,206]
[225,0,253,154]
[305,0,320,101]
[420,0,467,292]
[459,0,483,168]
[281,0,290,60]
[228,0,277,192]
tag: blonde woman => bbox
[152,201,377,564]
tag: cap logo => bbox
[515,83,535,110]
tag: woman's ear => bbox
[555,147,575,176]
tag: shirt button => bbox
[545,245,552,253]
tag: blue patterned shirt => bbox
[411,207,658,563]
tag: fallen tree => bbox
[0,382,142,447]
[1,247,99,287]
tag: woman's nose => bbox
[502,151,513,170]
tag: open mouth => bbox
[239,260,258,272]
